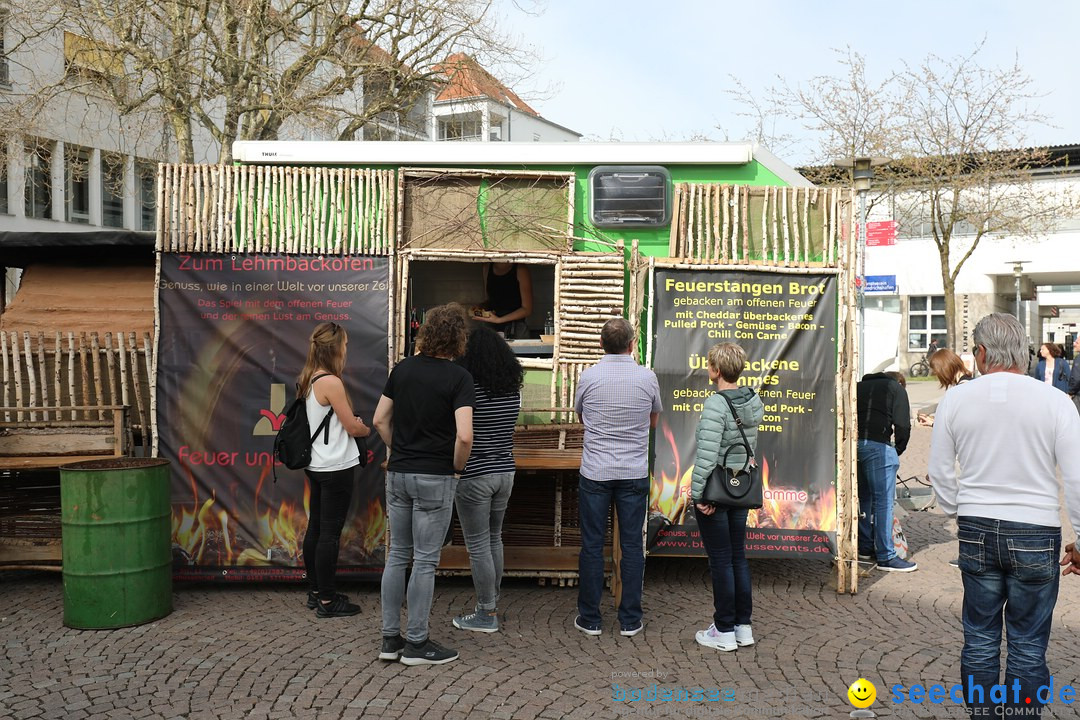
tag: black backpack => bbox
[273,373,333,473]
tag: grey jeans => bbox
[380,471,458,643]
[454,472,515,611]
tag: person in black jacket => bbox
[856,372,916,572]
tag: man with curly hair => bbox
[374,303,474,666]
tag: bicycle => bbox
[908,352,931,377]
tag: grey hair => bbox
[972,313,1028,370]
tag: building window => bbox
[0,141,7,214]
[102,153,124,228]
[63,31,125,92]
[907,295,947,350]
[25,140,52,219]
[65,145,91,223]
[0,8,11,88]
[438,117,482,141]
[589,165,672,228]
[137,160,156,231]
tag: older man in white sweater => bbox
[929,313,1080,719]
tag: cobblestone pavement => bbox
[3,423,1079,720]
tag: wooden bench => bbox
[0,405,130,569]
[0,405,129,470]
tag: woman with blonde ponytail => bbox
[299,322,370,618]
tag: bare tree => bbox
[12,0,530,163]
[736,44,1071,346]
[887,47,1066,346]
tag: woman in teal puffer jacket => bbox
[689,342,764,652]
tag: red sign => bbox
[864,220,897,247]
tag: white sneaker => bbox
[695,624,737,651]
[734,624,754,647]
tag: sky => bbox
[490,1,1080,165]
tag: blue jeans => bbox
[380,472,458,644]
[857,439,899,562]
[577,474,648,630]
[694,504,752,632]
[958,516,1060,719]
[455,472,515,611]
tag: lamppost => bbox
[1006,260,1030,326]
[836,156,890,377]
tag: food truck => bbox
[152,141,862,592]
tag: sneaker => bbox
[857,553,875,562]
[734,624,755,647]
[378,635,405,661]
[620,621,643,637]
[453,609,499,633]
[399,638,459,666]
[315,593,361,618]
[695,624,737,652]
[949,558,960,569]
[878,557,918,573]
[308,591,348,610]
[574,616,602,636]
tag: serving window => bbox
[397,253,558,368]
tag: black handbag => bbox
[701,393,762,509]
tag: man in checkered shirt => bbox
[572,317,662,639]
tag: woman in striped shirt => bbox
[451,326,525,633]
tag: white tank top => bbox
[305,376,360,472]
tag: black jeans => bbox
[302,467,355,597]
[694,504,752,632]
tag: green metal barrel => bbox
[60,458,173,629]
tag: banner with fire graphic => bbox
[650,269,837,558]
[156,253,389,579]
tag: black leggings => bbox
[302,467,355,597]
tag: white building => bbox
[0,27,577,280]
[861,145,1080,372]
[431,54,580,143]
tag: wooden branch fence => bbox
[157,164,397,256]
[0,331,155,455]
[668,184,846,267]
[551,247,626,425]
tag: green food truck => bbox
[153,141,862,592]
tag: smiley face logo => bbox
[847,678,876,708]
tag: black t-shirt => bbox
[486,265,522,329]
[383,354,474,475]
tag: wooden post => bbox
[66,333,76,421]
[22,332,37,422]
[1,331,9,422]
[668,184,682,258]
[90,333,105,420]
[142,332,155,456]
[36,332,48,421]
[104,332,118,409]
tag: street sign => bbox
[864,275,897,293]
[864,220,897,247]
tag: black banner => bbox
[156,253,389,577]
[650,269,837,558]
